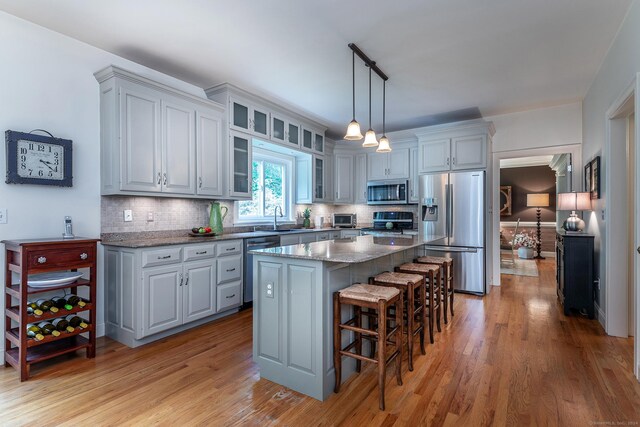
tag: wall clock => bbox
[5,129,73,187]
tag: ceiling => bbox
[500,155,555,169]
[0,0,632,139]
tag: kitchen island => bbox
[250,234,441,400]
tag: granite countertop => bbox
[101,227,360,248]
[249,234,444,263]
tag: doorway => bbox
[605,78,640,380]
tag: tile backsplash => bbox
[101,196,419,233]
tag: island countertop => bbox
[249,234,443,263]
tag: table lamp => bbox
[527,193,550,259]
[557,192,592,232]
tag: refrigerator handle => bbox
[445,183,450,238]
[450,183,454,236]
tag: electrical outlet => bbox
[124,210,133,222]
[147,212,154,222]
[0,208,6,224]
[266,283,274,298]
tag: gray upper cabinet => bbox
[271,114,300,147]
[354,153,367,204]
[451,134,487,170]
[302,128,314,151]
[95,66,226,198]
[367,148,409,181]
[229,131,252,199]
[301,127,324,153]
[418,134,488,173]
[313,156,325,202]
[196,109,224,196]
[229,96,270,139]
[314,133,324,153]
[119,83,162,192]
[409,147,419,203]
[334,153,354,204]
[162,98,196,194]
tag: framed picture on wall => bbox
[584,162,592,195]
[499,186,512,216]
[590,156,600,199]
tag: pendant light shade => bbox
[362,65,378,148]
[344,51,363,141]
[377,136,391,152]
[376,80,391,153]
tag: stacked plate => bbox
[27,272,84,288]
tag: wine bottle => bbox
[66,295,87,308]
[26,324,44,341]
[35,298,59,313]
[52,317,75,333]
[65,315,88,329]
[37,321,61,337]
[26,302,43,317]
[51,296,73,311]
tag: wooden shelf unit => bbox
[2,237,99,381]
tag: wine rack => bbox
[3,237,99,381]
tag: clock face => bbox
[17,139,65,180]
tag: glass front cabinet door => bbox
[230,97,269,138]
[271,115,300,147]
[314,156,325,201]
[229,131,252,199]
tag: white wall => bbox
[0,11,210,360]
[582,0,640,332]
[489,102,582,152]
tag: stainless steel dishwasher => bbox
[243,235,281,309]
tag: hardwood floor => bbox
[2,259,640,426]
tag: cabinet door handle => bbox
[452,157,456,165]
[199,177,203,188]
[226,248,236,252]
[163,173,168,185]
[157,255,171,260]
[157,172,162,184]
[184,275,189,286]
[446,158,450,166]
[226,294,236,299]
[80,253,88,260]
[637,246,640,254]
[196,251,207,255]
[226,268,236,272]
[37,256,47,264]
[179,273,183,286]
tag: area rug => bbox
[500,256,539,277]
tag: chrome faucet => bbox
[273,206,283,230]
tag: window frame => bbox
[234,147,295,225]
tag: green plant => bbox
[303,208,311,219]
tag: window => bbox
[237,149,292,222]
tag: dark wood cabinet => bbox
[555,232,595,319]
[3,237,99,380]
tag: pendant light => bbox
[376,79,391,152]
[362,65,379,147]
[344,51,363,140]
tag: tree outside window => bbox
[238,153,289,220]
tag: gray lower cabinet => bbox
[279,230,350,246]
[104,240,242,347]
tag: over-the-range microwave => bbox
[367,180,409,205]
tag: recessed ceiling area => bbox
[0,0,632,139]
[500,155,555,169]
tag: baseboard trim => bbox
[594,301,606,329]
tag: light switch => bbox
[147,212,154,222]
[124,210,133,222]
[0,208,7,224]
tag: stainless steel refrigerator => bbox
[419,171,486,295]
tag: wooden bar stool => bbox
[333,283,403,411]
[395,263,441,344]
[370,271,425,371]
[416,256,454,324]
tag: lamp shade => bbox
[526,193,550,208]
[376,136,391,152]
[557,192,591,211]
[344,120,363,140]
